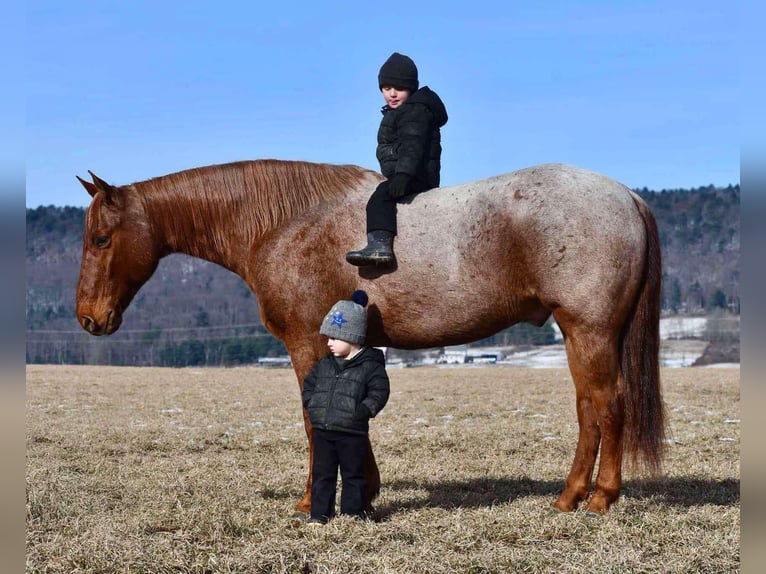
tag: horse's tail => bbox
[621,194,666,474]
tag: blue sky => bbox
[25,1,739,208]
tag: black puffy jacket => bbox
[376,86,448,191]
[302,347,390,436]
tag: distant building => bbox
[466,352,500,364]
[438,345,468,364]
[437,345,503,365]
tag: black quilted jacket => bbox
[376,86,448,191]
[302,347,390,435]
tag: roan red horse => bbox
[75,160,665,515]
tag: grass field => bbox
[26,365,739,573]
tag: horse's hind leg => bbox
[553,370,600,512]
[554,327,623,514]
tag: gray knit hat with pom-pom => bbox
[319,290,369,344]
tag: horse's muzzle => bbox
[79,310,121,336]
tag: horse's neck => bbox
[135,161,372,277]
[137,181,256,276]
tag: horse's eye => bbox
[95,235,110,248]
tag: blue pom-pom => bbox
[351,290,369,308]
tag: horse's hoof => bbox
[584,510,602,520]
[551,499,578,513]
[289,511,308,526]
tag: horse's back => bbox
[395,163,645,266]
[402,163,640,226]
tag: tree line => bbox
[26,183,739,366]
[26,327,287,367]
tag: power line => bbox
[27,322,269,335]
[26,333,278,344]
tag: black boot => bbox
[346,230,395,266]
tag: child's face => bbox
[381,85,411,109]
[327,338,359,358]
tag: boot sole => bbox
[345,254,394,267]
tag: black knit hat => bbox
[378,52,419,92]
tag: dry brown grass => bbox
[26,365,739,573]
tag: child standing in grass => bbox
[302,290,390,524]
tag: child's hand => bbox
[388,173,412,198]
[355,404,372,420]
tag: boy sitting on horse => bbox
[302,290,390,524]
[346,52,448,266]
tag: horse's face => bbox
[76,173,159,335]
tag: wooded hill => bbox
[26,183,739,365]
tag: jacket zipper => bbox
[324,360,343,430]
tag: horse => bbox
[75,159,665,515]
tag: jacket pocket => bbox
[353,403,371,421]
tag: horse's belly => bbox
[364,269,544,349]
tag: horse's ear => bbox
[76,175,98,197]
[88,170,118,205]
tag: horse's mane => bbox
[131,160,375,255]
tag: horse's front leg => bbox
[285,345,322,516]
[364,437,381,513]
[295,406,313,515]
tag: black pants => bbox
[366,179,429,234]
[310,429,368,520]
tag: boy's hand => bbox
[356,404,372,420]
[388,173,412,198]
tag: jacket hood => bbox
[407,86,448,127]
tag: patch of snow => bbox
[659,356,697,368]
[498,345,569,368]
[660,317,707,339]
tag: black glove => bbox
[388,173,412,199]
